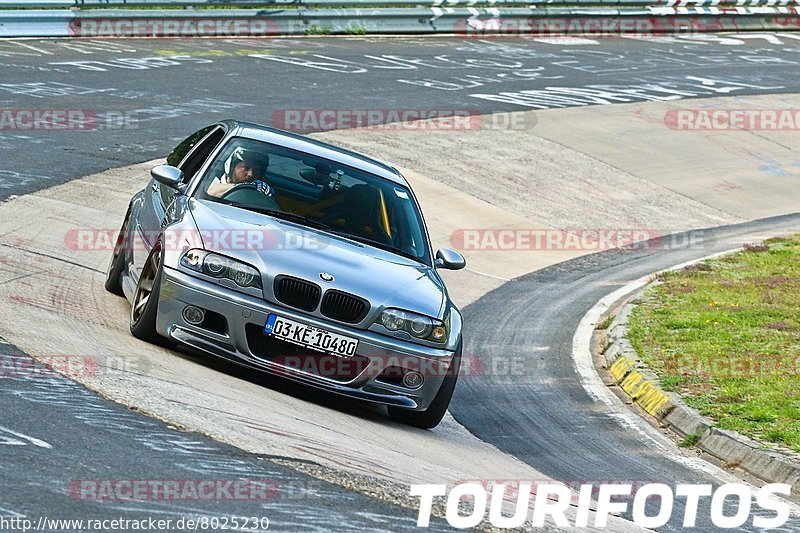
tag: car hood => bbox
[189,200,446,319]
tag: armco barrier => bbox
[1,0,799,37]
[0,9,75,37]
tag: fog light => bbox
[182,305,205,325]
[402,370,424,389]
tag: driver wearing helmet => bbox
[208,147,274,198]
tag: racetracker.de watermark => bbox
[0,354,145,379]
[1,516,270,533]
[269,353,522,380]
[0,109,138,131]
[450,229,706,251]
[64,228,332,253]
[68,479,279,501]
[665,109,800,130]
[453,16,800,38]
[271,109,535,132]
[664,354,800,378]
[68,18,280,38]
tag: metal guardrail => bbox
[1,0,799,37]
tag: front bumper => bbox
[156,267,455,411]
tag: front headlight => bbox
[180,249,262,290]
[377,308,447,343]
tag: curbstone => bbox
[603,341,621,365]
[662,405,711,438]
[698,427,754,465]
[607,324,624,344]
[608,301,636,334]
[739,450,800,495]
[608,355,675,419]
[698,428,800,495]
[597,283,800,498]
[609,355,634,382]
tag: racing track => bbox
[0,342,451,532]
[1,34,800,531]
[2,34,800,199]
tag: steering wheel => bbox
[219,183,281,211]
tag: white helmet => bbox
[224,146,269,177]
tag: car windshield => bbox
[195,137,431,264]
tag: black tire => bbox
[104,209,131,296]
[388,342,462,429]
[129,244,166,344]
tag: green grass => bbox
[304,24,332,35]
[627,235,800,453]
[595,313,616,330]
[344,25,367,35]
[678,433,701,448]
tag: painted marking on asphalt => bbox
[668,455,721,477]
[465,267,509,281]
[0,170,57,190]
[11,42,52,56]
[531,37,599,45]
[573,279,648,412]
[0,425,52,448]
[0,82,115,99]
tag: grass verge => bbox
[627,235,800,453]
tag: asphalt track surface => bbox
[1,34,800,198]
[0,344,451,532]
[1,34,800,531]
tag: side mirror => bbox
[435,248,466,270]
[150,165,185,191]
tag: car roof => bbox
[223,120,409,187]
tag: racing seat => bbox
[299,162,332,186]
[338,185,392,246]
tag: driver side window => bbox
[178,127,226,183]
[162,125,225,205]
[166,125,215,168]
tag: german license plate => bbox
[264,314,358,357]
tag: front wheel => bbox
[130,244,166,344]
[105,208,131,296]
[388,342,461,429]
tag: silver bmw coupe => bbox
[106,120,466,428]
